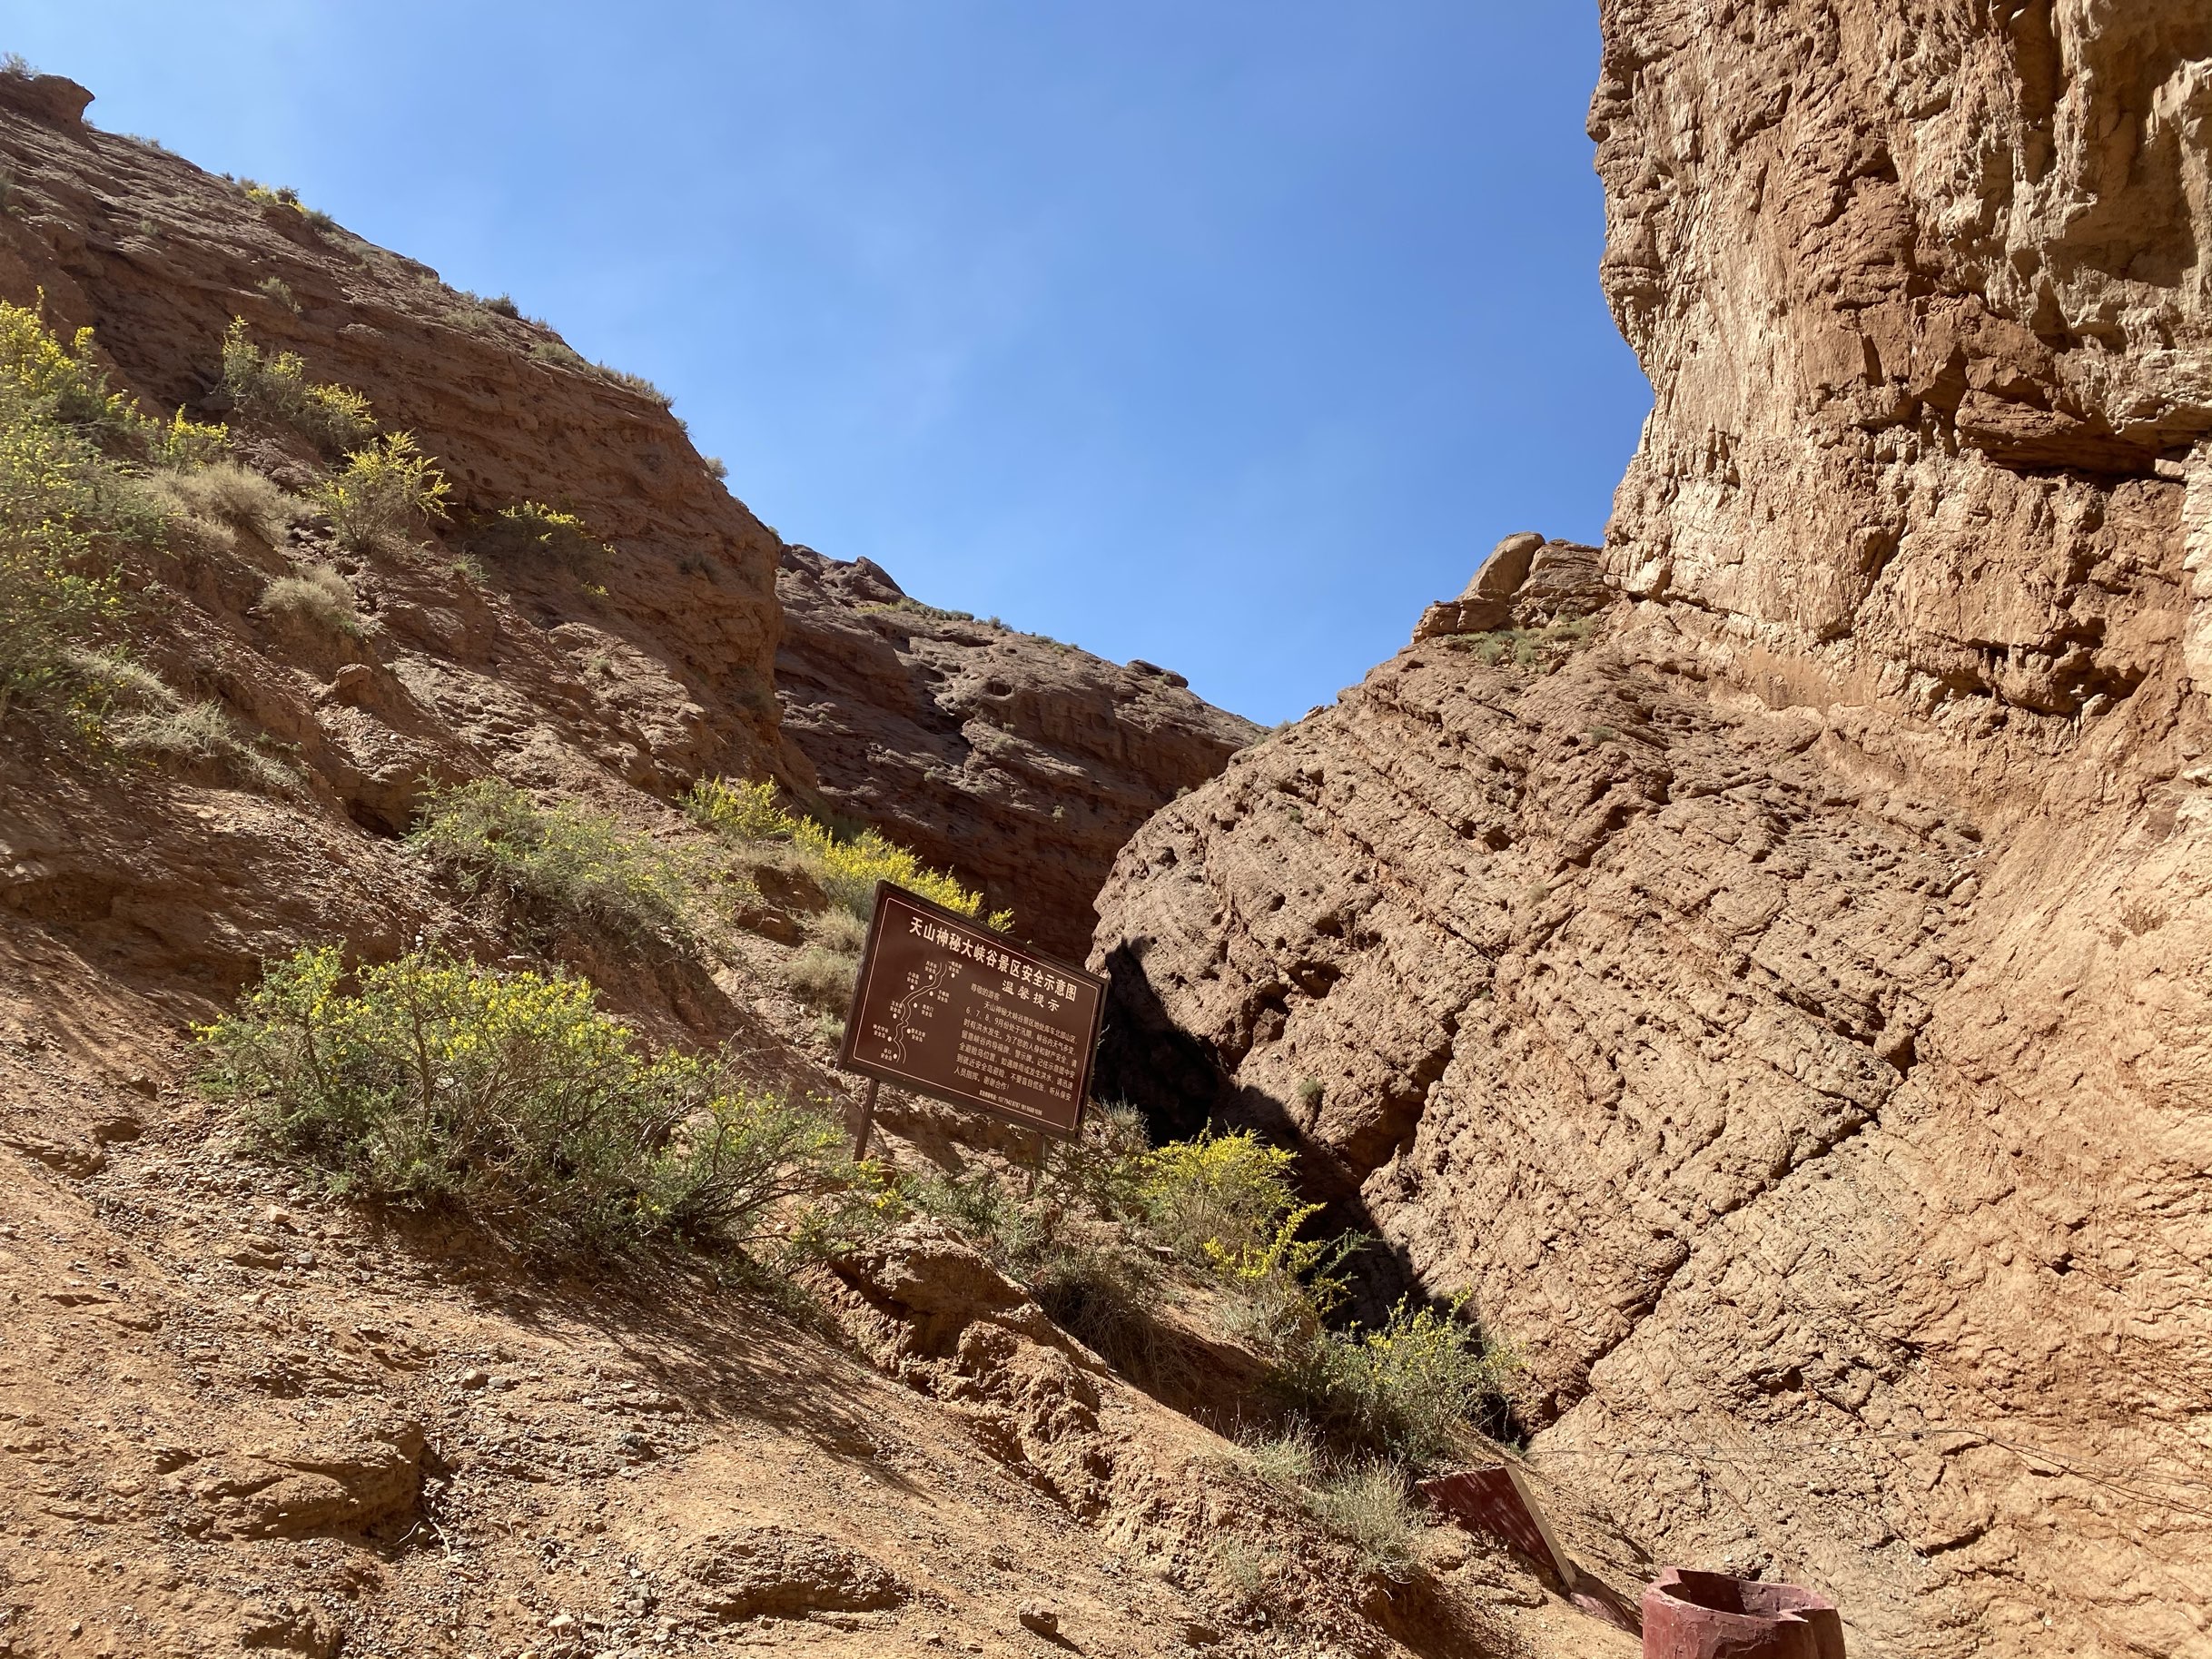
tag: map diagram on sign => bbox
[879,959,955,1065]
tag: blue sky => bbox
[5,3,1649,725]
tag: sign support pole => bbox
[854,1076,879,1162]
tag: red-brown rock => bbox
[776,545,1258,956]
[1094,6,2212,1657]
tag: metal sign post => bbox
[837,883,1109,1152]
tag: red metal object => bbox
[1640,1568,1845,1659]
[1417,1466,1567,1578]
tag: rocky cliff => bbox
[0,74,1369,1659]
[775,545,1259,958]
[1093,6,2212,1656]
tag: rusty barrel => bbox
[1641,1568,1844,1659]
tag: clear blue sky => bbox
[5,3,1649,725]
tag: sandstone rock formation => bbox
[1411,533,1609,642]
[0,69,790,819]
[2,68,1541,1659]
[776,544,1259,957]
[1094,6,2212,1656]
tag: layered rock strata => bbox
[0,73,790,814]
[1094,6,2212,1656]
[775,545,1259,957]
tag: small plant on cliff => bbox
[261,564,367,636]
[410,777,706,946]
[315,432,451,553]
[683,775,1012,931]
[1457,616,1597,670]
[469,499,608,572]
[1307,1460,1423,1579]
[196,944,849,1254]
[219,320,375,452]
[109,696,299,795]
[1283,1295,1519,1464]
[141,459,299,550]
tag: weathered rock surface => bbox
[776,545,1259,956]
[1096,6,2212,1656]
[1411,533,1609,642]
[0,74,791,804]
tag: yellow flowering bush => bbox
[0,301,215,726]
[410,777,702,945]
[683,774,1012,929]
[315,431,450,552]
[473,500,609,571]
[220,319,375,452]
[0,390,123,722]
[0,301,138,436]
[683,776,796,842]
[196,945,848,1252]
[0,296,227,460]
[1283,1295,1520,1464]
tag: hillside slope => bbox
[0,65,1594,1659]
[1093,6,2212,1657]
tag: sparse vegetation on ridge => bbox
[197,944,852,1256]
[1453,615,1597,668]
[684,775,1013,930]
[219,319,374,452]
[410,777,713,947]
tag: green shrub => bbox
[0,299,224,728]
[1228,1427,1320,1491]
[0,301,141,440]
[255,275,301,314]
[805,908,868,955]
[143,459,297,548]
[219,319,375,452]
[469,499,607,570]
[783,943,859,1010]
[196,945,848,1253]
[596,362,672,406]
[685,775,1012,931]
[1283,1296,1517,1465]
[528,340,589,372]
[315,432,450,552]
[409,777,701,944]
[1456,617,1596,669]
[261,564,365,635]
[0,384,125,724]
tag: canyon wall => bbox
[1092,6,2212,1655]
[776,545,1259,958]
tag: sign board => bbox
[838,882,1106,1140]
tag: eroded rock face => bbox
[776,546,1259,957]
[0,83,788,805]
[1095,7,2212,1656]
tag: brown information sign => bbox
[838,883,1105,1141]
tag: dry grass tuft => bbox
[783,944,860,1011]
[145,460,298,550]
[113,698,296,795]
[261,564,366,636]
